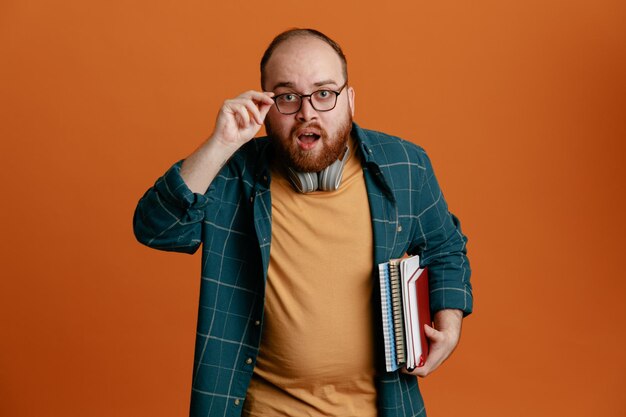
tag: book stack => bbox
[378,255,431,372]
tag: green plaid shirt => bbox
[134,122,473,417]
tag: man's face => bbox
[263,36,355,172]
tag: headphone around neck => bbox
[286,145,350,193]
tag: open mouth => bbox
[296,132,321,150]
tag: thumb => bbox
[424,323,442,343]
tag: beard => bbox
[266,110,353,173]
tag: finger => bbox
[240,90,275,106]
[412,349,445,377]
[230,104,251,127]
[412,367,429,377]
[240,99,264,125]
[229,97,268,125]
[259,91,275,104]
[401,364,430,378]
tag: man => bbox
[134,28,472,417]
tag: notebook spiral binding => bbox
[389,259,406,365]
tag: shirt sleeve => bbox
[133,160,212,254]
[408,150,473,316]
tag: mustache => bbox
[290,122,326,137]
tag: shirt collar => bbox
[351,122,396,202]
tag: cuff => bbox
[155,160,212,211]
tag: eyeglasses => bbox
[272,82,348,115]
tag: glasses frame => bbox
[272,82,348,115]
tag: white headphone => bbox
[286,145,350,193]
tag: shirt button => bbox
[249,196,254,203]
[397,225,402,232]
[234,399,241,406]
[263,175,268,181]
[254,320,261,326]
[245,357,253,365]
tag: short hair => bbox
[260,28,348,90]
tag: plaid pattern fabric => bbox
[133,123,473,417]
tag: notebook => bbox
[378,254,431,372]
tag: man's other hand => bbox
[402,308,463,378]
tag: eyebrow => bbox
[271,81,295,90]
[313,79,339,87]
[271,79,339,90]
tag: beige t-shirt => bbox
[243,139,377,416]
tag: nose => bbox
[296,97,318,122]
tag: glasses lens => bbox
[311,90,337,111]
[275,94,301,114]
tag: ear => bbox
[347,85,355,117]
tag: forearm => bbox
[180,137,239,194]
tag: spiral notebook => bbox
[378,255,431,372]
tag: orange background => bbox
[1,1,625,416]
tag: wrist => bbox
[433,309,463,335]
[205,134,240,161]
